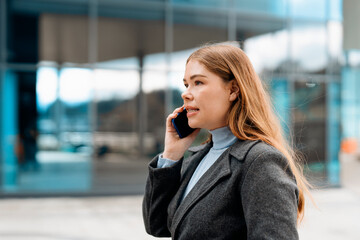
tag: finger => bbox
[166,112,178,122]
[166,112,178,128]
[166,106,186,130]
[167,106,184,124]
[172,106,185,115]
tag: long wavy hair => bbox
[186,43,312,223]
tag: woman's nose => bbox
[181,89,193,101]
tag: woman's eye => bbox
[184,84,188,88]
[195,81,202,85]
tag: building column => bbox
[270,78,291,138]
[341,63,360,140]
[327,81,341,185]
[1,70,18,190]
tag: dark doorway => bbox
[17,71,39,171]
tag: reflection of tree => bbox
[39,102,90,132]
[64,103,88,117]
[262,59,328,121]
[98,98,135,132]
[262,59,333,165]
[146,90,165,132]
[293,83,325,121]
[146,88,183,132]
[259,57,342,165]
[172,89,183,107]
[264,58,341,75]
[97,89,183,133]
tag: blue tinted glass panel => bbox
[327,81,340,185]
[329,0,343,21]
[1,71,18,191]
[290,0,327,20]
[173,0,230,8]
[341,67,360,139]
[34,67,92,192]
[0,68,93,193]
[271,79,290,136]
[293,81,326,164]
[235,0,287,17]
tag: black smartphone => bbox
[172,109,195,138]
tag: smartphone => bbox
[172,109,195,138]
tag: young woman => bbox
[142,44,311,239]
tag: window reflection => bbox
[290,24,328,73]
[290,0,327,20]
[94,69,139,102]
[58,68,92,155]
[1,0,344,194]
[37,67,57,112]
[36,67,58,151]
[245,23,336,74]
[235,0,286,17]
[245,30,289,73]
[293,81,326,165]
[94,69,139,155]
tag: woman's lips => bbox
[186,108,199,117]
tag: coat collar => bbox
[188,139,261,161]
[228,139,261,161]
[169,139,261,236]
[187,143,210,153]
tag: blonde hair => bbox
[187,43,312,223]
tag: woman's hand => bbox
[163,106,200,161]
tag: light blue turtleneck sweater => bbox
[157,126,237,201]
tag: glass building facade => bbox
[0,0,344,195]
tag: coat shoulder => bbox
[247,141,284,160]
[238,141,296,184]
[230,140,290,172]
[234,140,284,159]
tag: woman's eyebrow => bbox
[183,74,207,82]
[190,74,207,80]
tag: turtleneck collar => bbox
[209,126,237,150]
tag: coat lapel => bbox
[170,144,232,236]
[167,143,212,228]
[169,139,261,236]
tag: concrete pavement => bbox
[298,188,360,240]
[0,187,360,240]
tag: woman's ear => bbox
[229,80,240,102]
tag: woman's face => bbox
[182,60,234,130]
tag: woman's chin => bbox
[188,121,198,129]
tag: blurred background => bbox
[2,0,360,239]
[0,0,358,199]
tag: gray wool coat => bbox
[142,139,299,240]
